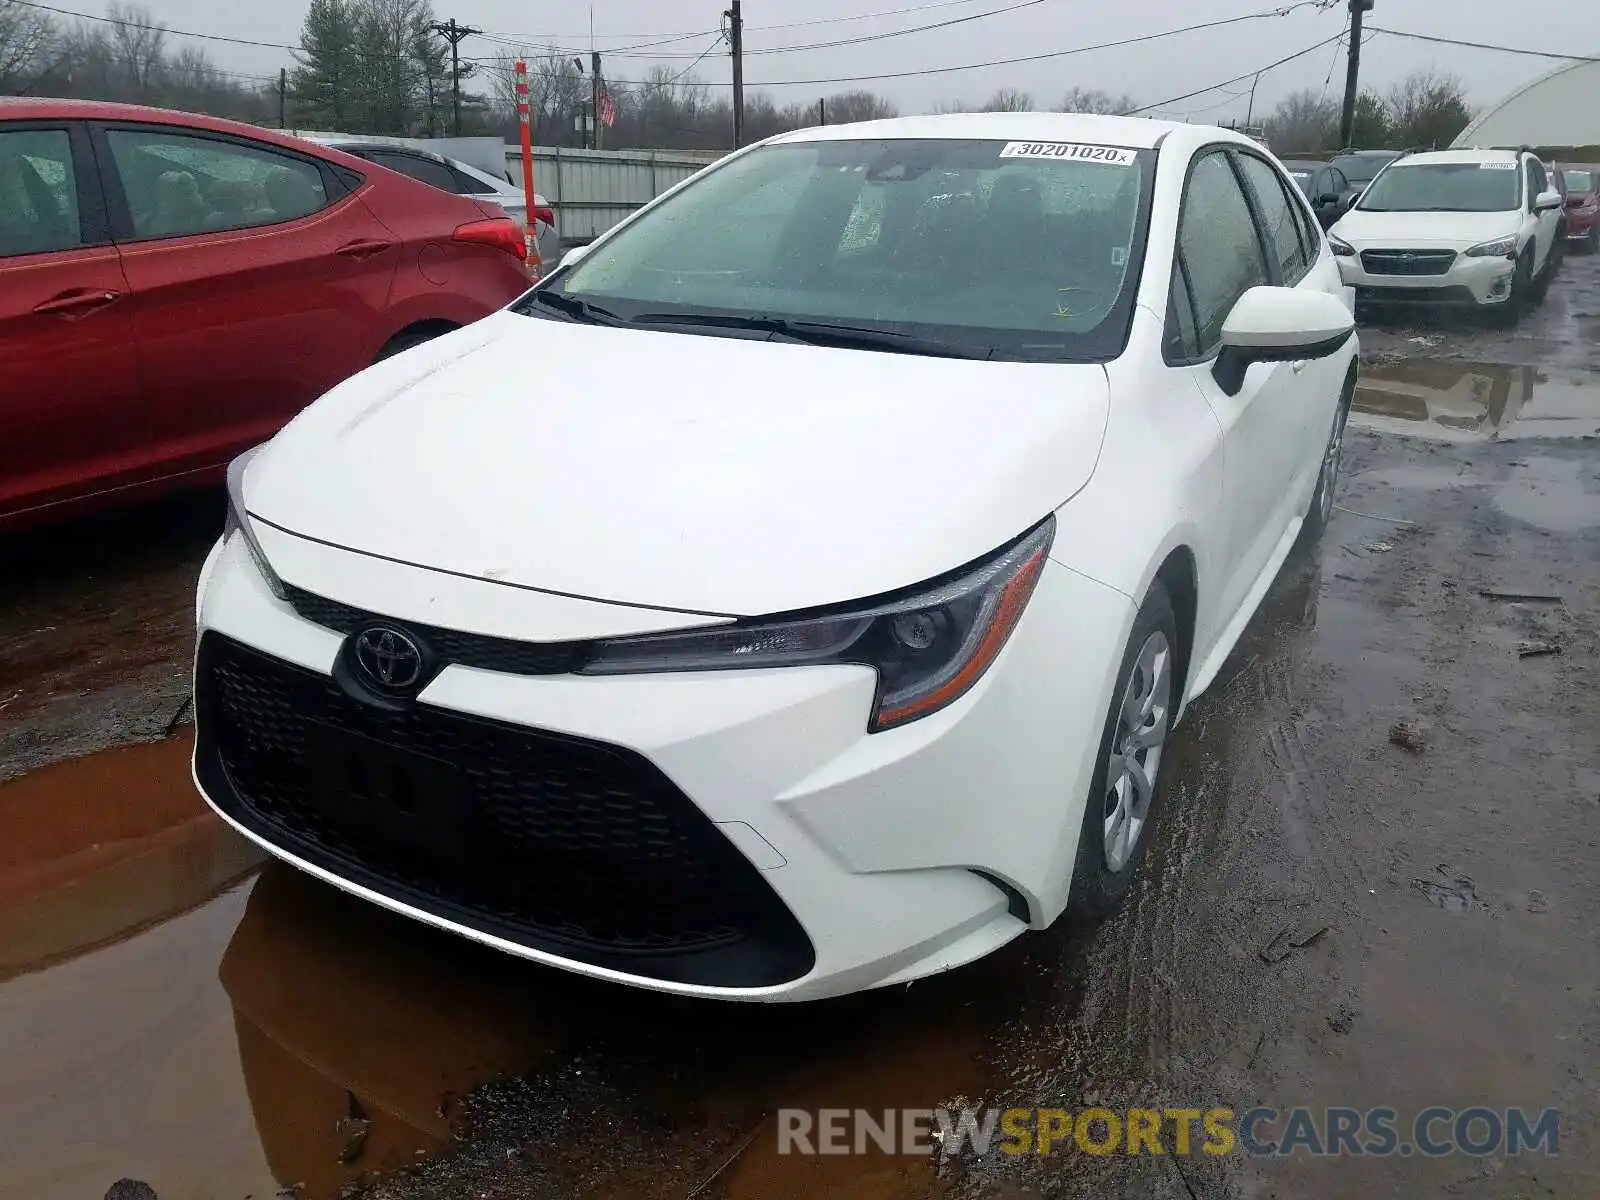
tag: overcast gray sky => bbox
[114,0,1598,122]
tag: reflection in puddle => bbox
[0,734,273,1200]
[0,733,262,982]
[1353,360,1600,441]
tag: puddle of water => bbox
[1353,360,1600,441]
[1493,455,1600,532]
[0,736,273,1200]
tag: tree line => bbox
[1,0,1472,155]
[1262,71,1475,156]
[1,1,277,123]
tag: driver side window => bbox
[1169,150,1270,361]
[1526,158,1547,210]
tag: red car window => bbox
[105,128,330,240]
[0,129,83,257]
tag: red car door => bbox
[94,121,401,475]
[0,122,142,522]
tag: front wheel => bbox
[1531,244,1555,303]
[1300,374,1354,543]
[1067,584,1179,922]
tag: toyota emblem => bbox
[353,626,424,691]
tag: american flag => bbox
[597,81,616,127]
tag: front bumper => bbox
[192,529,1132,1001]
[1566,210,1597,238]
[1337,251,1517,306]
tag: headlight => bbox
[1328,234,1356,257]
[1465,236,1518,259]
[225,447,288,601]
[580,517,1055,732]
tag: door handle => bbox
[33,288,121,317]
[336,238,395,259]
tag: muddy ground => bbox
[2,258,1598,1200]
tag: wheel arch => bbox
[1151,546,1199,712]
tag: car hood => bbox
[1330,207,1520,248]
[245,313,1110,617]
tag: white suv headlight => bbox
[1328,234,1356,257]
[1464,236,1518,259]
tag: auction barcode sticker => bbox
[1480,161,1517,170]
[999,142,1137,166]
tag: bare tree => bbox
[0,0,54,91]
[1057,87,1137,115]
[821,90,898,124]
[1386,70,1473,150]
[1264,88,1340,155]
[106,2,165,97]
[982,87,1034,112]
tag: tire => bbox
[1588,226,1599,255]
[374,324,452,364]
[1067,583,1180,922]
[1490,252,1532,327]
[1531,246,1555,304]
[1299,371,1355,544]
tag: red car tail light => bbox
[532,205,556,229]
[453,218,526,262]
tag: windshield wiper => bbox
[628,312,991,360]
[518,289,627,326]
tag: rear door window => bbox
[105,128,329,240]
[360,149,462,193]
[0,129,84,257]
[1233,151,1310,286]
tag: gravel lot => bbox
[2,255,1597,1200]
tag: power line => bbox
[625,2,1348,90]
[1131,32,1347,114]
[660,35,727,88]
[740,0,1053,56]
[1365,25,1600,63]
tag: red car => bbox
[1557,163,1600,252]
[0,98,532,529]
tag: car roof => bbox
[766,111,1221,151]
[1392,147,1522,167]
[0,96,350,157]
[1280,160,1325,169]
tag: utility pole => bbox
[278,67,287,129]
[1339,0,1375,149]
[430,18,482,137]
[818,97,826,126]
[592,51,603,151]
[727,0,744,147]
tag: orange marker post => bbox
[514,60,542,280]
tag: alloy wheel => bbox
[1103,631,1173,873]
[1318,407,1345,524]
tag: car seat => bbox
[263,166,324,223]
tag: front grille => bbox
[195,632,814,987]
[1360,248,1456,276]
[284,584,583,676]
[1354,284,1477,306]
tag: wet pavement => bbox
[2,259,1598,1200]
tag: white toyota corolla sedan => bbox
[195,113,1358,1001]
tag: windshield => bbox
[1563,169,1595,193]
[1357,162,1520,213]
[1287,169,1313,195]
[525,137,1154,361]
[1331,154,1397,185]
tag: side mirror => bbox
[559,242,593,270]
[1213,286,1354,396]
[1535,190,1563,212]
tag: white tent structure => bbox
[1452,58,1600,150]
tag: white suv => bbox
[1328,148,1564,322]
